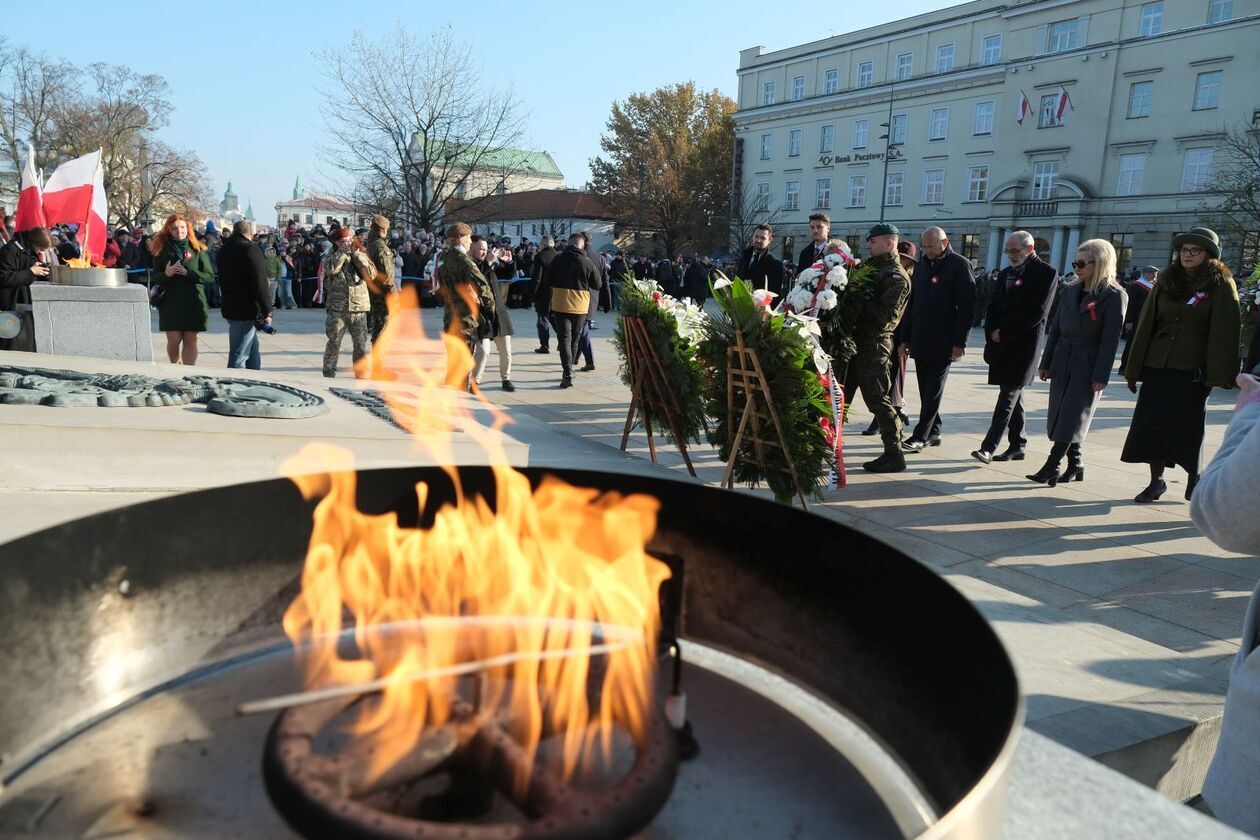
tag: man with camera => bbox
[217,220,273,370]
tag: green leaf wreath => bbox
[699,278,834,503]
[612,280,707,446]
[817,262,877,368]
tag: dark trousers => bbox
[911,360,951,441]
[577,319,594,366]
[536,311,551,349]
[853,343,903,448]
[300,277,317,308]
[889,351,906,408]
[552,312,584,379]
[981,386,1026,452]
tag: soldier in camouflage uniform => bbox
[436,222,496,382]
[365,215,395,344]
[854,223,912,473]
[321,227,374,378]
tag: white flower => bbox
[825,265,848,290]
[785,286,814,312]
[817,289,838,310]
[751,288,778,309]
[796,266,822,287]
[711,271,733,291]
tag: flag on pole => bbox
[1016,90,1031,125]
[1055,86,1073,122]
[42,149,108,261]
[13,144,47,232]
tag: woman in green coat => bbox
[149,214,213,365]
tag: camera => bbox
[256,318,277,335]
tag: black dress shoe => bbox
[534,347,550,354]
[580,364,596,372]
[971,449,993,465]
[862,419,880,436]
[992,447,1026,462]
[925,435,942,447]
[560,378,573,389]
[1135,479,1167,504]
[901,438,925,453]
[502,380,516,392]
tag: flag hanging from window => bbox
[1055,86,1074,122]
[1016,90,1031,125]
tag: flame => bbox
[281,284,671,791]
[63,257,104,269]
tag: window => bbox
[845,235,861,252]
[966,165,990,201]
[847,175,867,208]
[853,119,869,149]
[973,100,995,135]
[304,214,313,224]
[896,52,913,81]
[1032,161,1059,199]
[791,74,806,101]
[760,133,772,160]
[857,61,874,88]
[885,172,904,206]
[1116,153,1146,196]
[494,183,507,196]
[1209,0,1234,23]
[820,124,835,154]
[1039,94,1064,128]
[890,113,908,145]
[1181,148,1214,192]
[1048,19,1080,53]
[1128,81,1153,118]
[754,182,771,212]
[788,129,802,157]
[1110,233,1135,273]
[1241,230,1260,267]
[762,81,777,105]
[815,178,832,210]
[823,68,839,94]
[929,107,949,140]
[1194,71,1222,110]
[784,180,800,211]
[1139,3,1163,37]
[960,234,979,260]
[922,169,945,204]
[981,34,1003,65]
[936,44,955,73]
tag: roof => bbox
[445,189,614,222]
[423,141,563,179]
[274,195,357,212]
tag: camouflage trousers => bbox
[369,292,391,342]
[323,310,370,377]
[851,338,903,448]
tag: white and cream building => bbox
[734,0,1260,273]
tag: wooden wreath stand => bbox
[618,316,697,477]
[721,329,810,510]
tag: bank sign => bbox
[818,148,903,166]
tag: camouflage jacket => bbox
[856,252,911,343]
[439,247,495,341]
[366,233,395,293]
[322,250,372,314]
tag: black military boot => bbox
[863,443,907,473]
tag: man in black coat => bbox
[0,226,52,352]
[217,220,272,370]
[797,213,831,275]
[1119,264,1156,371]
[683,257,709,303]
[901,227,976,451]
[531,236,559,353]
[972,231,1059,464]
[737,223,785,297]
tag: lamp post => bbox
[635,158,645,254]
[877,82,902,224]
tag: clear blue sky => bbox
[10,0,944,222]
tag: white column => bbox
[987,228,1002,270]
[1051,227,1066,273]
[1064,227,1082,271]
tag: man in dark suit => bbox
[797,213,831,275]
[737,223,785,297]
[1119,264,1156,372]
[972,231,1059,464]
[901,227,976,451]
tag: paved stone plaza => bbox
[0,303,1250,836]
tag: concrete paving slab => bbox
[989,533,1190,599]
[1103,565,1258,644]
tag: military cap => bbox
[866,222,900,240]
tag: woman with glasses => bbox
[1027,239,1127,485]
[1122,227,1241,502]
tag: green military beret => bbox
[866,223,900,240]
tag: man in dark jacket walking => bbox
[532,236,558,353]
[972,231,1058,463]
[1119,264,1156,371]
[738,224,785,297]
[536,233,599,388]
[217,221,272,370]
[901,227,976,451]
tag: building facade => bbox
[446,189,617,251]
[733,0,1260,273]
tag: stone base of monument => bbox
[29,281,152,362]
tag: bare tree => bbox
[1206,122,1260,267]
[727,182,782,255]
[315,23,531,231]
[0,39,79,174]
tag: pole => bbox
[635,159,645,253]
[878,84,896,224]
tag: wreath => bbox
[699,276,834,503]
[612,280,707,446]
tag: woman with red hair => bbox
[149,214,213,364]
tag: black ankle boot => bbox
[1185,473,1199,501]
[1026,456,1061,487]
[1135,478,1167,504]
[1059,447,1084,483]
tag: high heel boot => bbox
[1026,446,1066,487]
[1058,443,1085,483]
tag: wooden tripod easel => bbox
[721,329,810,509]
[619,316,697,477]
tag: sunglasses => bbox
[1178,247,1205,257]
[1071,260,1093,270]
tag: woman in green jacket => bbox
[149,214,214,365]
[1122,227,1241,502]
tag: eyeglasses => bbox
[1071,260,1094,270]
[1003,248,1026,255]
[1178,247,1205,257]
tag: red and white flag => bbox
[43,149,108,261]
[13,144,47,232]
[1055,86,1073,122]
[1016,90,1031,125]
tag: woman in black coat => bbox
[0,227,52,351]
[1026,239,1127,486]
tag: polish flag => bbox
[43,149,108,261]
[1055,86,1073,122]
[13,144,47,231]
[1016,90,1031,125]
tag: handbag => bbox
[148,282,166,307]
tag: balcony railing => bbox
[1018,201,1058,217]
